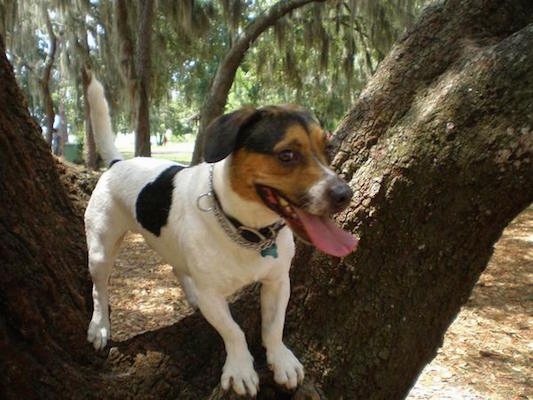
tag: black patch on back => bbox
[135,165,184,236]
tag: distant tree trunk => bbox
[1,0,532,399]
[57,97,68,156]
[134,0,154,157]
[191,0,326,165]
[82,67,98,170]
[40,9,57,147]
[116,0,138,139]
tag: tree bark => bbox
[57,94,68,156]
[0,36,97,398]
[83,67,98,170]
[1,0,532,399]
[191,0,326,165]
[289,0,533,397]
[116,0,136,94]
[116,0,138,147]
[134,0,154,157]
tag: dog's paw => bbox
[267,345,304,390]
[221,352,259,397]
[87,319,110,351]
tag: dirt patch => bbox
[109,233,194,341]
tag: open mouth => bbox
[255,185,358,257]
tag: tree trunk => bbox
[0,36,97,398]
[40,9,57,147]
[116,0,138,144]
[134,0,154,157]
[117,0,136,93]
[57,96,68,156]
[83,67,98,170]
[289,0,533,396]
[191,0,326,165]
[1,0,532,399]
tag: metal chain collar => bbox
[196,164,284,252]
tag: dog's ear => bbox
[204,107,258,163]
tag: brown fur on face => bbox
[229,120,331,210]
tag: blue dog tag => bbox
[261,243,278,258]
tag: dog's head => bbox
[204,105,358,257]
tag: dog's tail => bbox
[86,74,123,167]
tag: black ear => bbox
[203,107,258,163]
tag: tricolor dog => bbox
[85,75,358,396]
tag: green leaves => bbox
[4,0,424,143]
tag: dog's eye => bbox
[277,149,300,165]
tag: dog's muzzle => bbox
[255,184,358,257]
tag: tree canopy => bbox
[1,0,423,152]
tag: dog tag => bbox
[261,243,278,258]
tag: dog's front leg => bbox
[260,276,304,390]
[196,289,259,396]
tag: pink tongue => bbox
[295,209,358,257]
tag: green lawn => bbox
[152,152,191,165]
[118,142,193,165]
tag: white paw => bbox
[221,351,259,397]
[267,345,304,389]
[87,319,110,351]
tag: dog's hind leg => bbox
[86,216,127,350]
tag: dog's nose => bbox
[328,181,353,212]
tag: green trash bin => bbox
[63,143,83,164]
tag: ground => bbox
[58,159,532,399]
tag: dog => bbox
[85,75,358,396]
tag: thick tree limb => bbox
[290,1,533,398]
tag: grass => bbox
[118,142,193,165]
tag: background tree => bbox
[192,0,421,163]
[1,0,420,165]
[39,7,57,147]
[133,0,154,157]
[2,0,100,163]
[1,0,531,398]
[1,1,60,145]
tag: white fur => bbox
[85,76,303,396]
[87,76,123,165]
